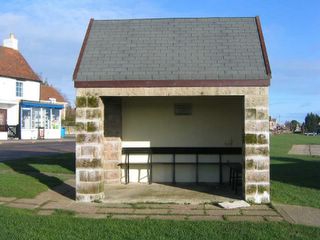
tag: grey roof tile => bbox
[76,17,269,81]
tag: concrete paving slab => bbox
[67,203,98,214]
[14,198,48,205]
[149,215,187,221]
[226,216,265,222]
[311,145,320,156]
[242,210,278,216]
[169,209,204,215]
[134,203,203,210]
[133,208,170,215]
[168,204,204,210]
[103,183,240,204]
[7,202,38,209]
[288,144,320,156]
[99,203,132,208]
[112,214,148,220]
[248,204,272,210]
[41,201,72,210]
[188,215,223,221]
[206,209,241,216]
[218,200,250,209]
[0,197,16,202]
[265,216,284,222]
[273,204,320,227]
[204,204,222,210]
[97,207,135,214]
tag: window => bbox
[51,109,60,129]
[31,108,41,128]
[16,81,23,97]
[43,108,51,129]
[21,108,31,129]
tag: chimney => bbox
[3,33,18,50]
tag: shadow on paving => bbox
[158,182,242,199]
[2,153,75,200]
[271,156,320,190]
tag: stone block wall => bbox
[244,92,270,203]
[75,94,105,202]
[76,87,270,203]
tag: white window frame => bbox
[16,81,23,97]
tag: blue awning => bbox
[21,101,64,109]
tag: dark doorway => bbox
[0,109,7,132]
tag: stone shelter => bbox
[73,17,271,203]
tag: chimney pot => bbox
[3,33,18,50]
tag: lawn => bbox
[0,153,74,198]
[0,134,319,206]
[270,134,320,208]
[0,136,320,239]
[0,205,320,240]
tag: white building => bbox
[0,34,64,140]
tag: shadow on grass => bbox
[2,153,75,199]
[271,156,320,190]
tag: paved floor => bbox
[104,183,241,204]
[2,177,320,225]
[273,204,320,227]
[288,144,320,156]
[0,139,75,161]
[0,178,284,222]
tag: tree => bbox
[290,120,300,132]
[284,120,300,132]
[304,113,320,133]
[62,106,76,126]
[284,121,291,130]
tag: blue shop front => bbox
[20,101,64,139]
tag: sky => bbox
[0,0,319,123]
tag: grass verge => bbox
[0,205,320,240]
[270,134,320,208]
[0,153,74,198]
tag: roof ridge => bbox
[93,16,256,22]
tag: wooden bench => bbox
[121,147,242,185]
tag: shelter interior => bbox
[102,96,244,188]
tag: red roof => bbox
[40,84,66,103]
[0,46,40,81]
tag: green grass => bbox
[0,153,74,198]
[0,153,74,174]
[270,134,320,208]
[0,137,320,238]
[0,205,320,240]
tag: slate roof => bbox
[74,17,271,87]
[40,84,66,103]
[0,46,40,82]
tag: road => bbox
[0,140,75,161]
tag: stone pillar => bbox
[75,94,105,202]
[244,88,270,203]
[102,97,122,184]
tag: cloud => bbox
[0,0,164,103]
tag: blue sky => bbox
[0,0,319,123]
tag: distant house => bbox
[0,34,64,140]
[269,117,277,131]
[74,17,271,204]
[40,84,68,120]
